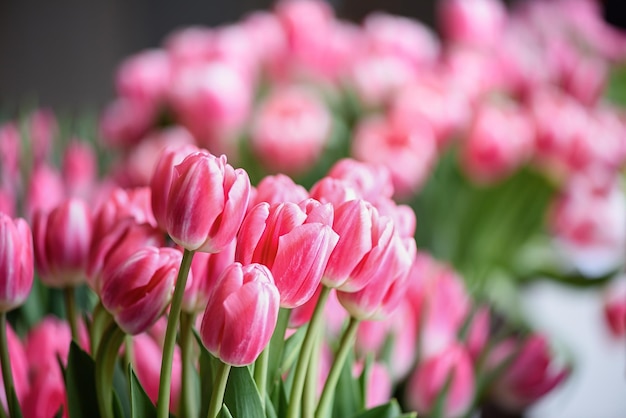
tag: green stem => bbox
[64,286,79,341]
[303,327,322,418]
[90,301,113,355]
[0,313,20,418]
[156,248,195,418]
[179,311,198,418]
[315,317,360,418]
[286,286,331,418]
[95,322,126,418]
[253,343,269,408]
[0,403,6,418]
[207,360,231,418]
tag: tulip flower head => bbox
[0,213,34,312]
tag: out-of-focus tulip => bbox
[323,200,395,292]
[406,343,475,418]
[603,277,626,337]
[182,239,236,313]
[200,262,279,366]
[461,98,534,184]
[352,115,437,197]
[309,176,359,207]
[62,140,97,201]
[438,0,507,49]
[25,164,65,222]
[0,123,21,184]
[28,108,57,167]
[115,49,171,106]
[362,362,393,409]
[23,371,67,418]
[251,86,331,175]
[164,151,251,253]
[99,98,156,148]
[236,199,338,308]
[33,198,93,288]
[252,174,309,207]
[100,247,182,335]
[88,219,164,294]
[132,328,181,414]
[488,334,570,412]
[465,307,491,361]
[326,158,394,202]
[0,213,34,312]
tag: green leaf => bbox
[267,308,290,394]
[331,351,362,418]
[218,404,234,418]
[129,366,157,418]
[224,366,265,418]
[113,361,131,418]
[269,379,288,418]
[197,335,220,418]
[64,341,100,418]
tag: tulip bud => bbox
[236,199,338,308]
[100,247,182,335]
[165,151,251,253]
[309,176,359,207]
[406,343,475,418]
[253,174,309,207]
[327,158,394,202]
[25,164,65,222]
[0,213,34,312]
[438,0,506,48]
[33,198,93,288]
[62,139,97,201]
[115,49,171,106]
[200,262,279,366]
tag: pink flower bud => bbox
[465,307,491,361]
[33,198,93,287]
[25,316,72,374]
[165,151,251,252]
[327,158,394,202]
[323,200,395,292]
[373,197,416,238]
[250,86,331,175]
[253,174,309,207]
[62,139,97,201]
[88,219,164,294]
[406,343,475,418]
[25,164,65,222]
[438,0,507,49]
[461,99,534,184]
[100,247,182,335]
[236,199,338,308]
[132,328,181,413]
[200,262,279,366]
[309,177,359,207]
[23,371,68,418]
[99,98,156,148]
[0,214,34,312]
[337,235,415,320]
[182,239,236,313]
[115,49,171,106]
[489,334,569,411]
[150,144,201,231]
[363,362,392,409]
[352,116,437,197]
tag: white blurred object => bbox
[521,280,626,418]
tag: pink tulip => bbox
[115,49,171,106]
[352,115,437,197]
[322,199,396,292]
[113,126,196,188]
[362,362,392,409]
[88,219,164,294]
[326,158,394,202]
[236,199,338,308]
[337,235,415,320]
[25,164,65,222]
[251,86,331,175]
[406,343,475,418]
[99,98,156,149]
[132,328,181,413]
[164,151,251,253]
[488,334,569,411]
[0,188,15,219]
[465,307,491,362]
[200,262,279,366]
[309,176,359,207]
[28,108,57,167]
[62,139,97,201]
[603,277,626,337]
[438,0,507,49]
[100,247,182,335]
[373,197,416,238]
[33,198,93,287]
[23,371,68,418]
[461,98,534,184]
[0,123,21,184]
[0,213,34,312]
[150,144,201,232]
[182,239,236,313]
[252,174,309,207]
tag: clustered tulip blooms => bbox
[3,0,626,417]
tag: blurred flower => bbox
[603,276,626,338]
[252,174,309,207]
[438,0,507,49]
[0,213,34,312]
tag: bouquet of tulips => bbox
[1,0,625,417]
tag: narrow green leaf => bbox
[64,341,100,418]
[224,366,264,418]
[267,308,290,393]
[129,366,157,418]
[218,404,234,418]
[113,361,131,418]
[331,351,362,418]
[350,399,404,418]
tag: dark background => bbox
[0,0,437,113]
[0,0,623,113]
